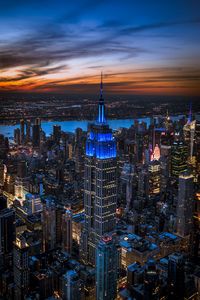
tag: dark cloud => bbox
[0,21,146,80]
[121,19,200,35]
[0,65,66,82]
[3,17,199,73]
[1,15,200,92]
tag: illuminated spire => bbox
[100,71,103,99]
[166,109,169,131]
[167,109,169,120]
[97,72,106,123]
[188,102,192,123]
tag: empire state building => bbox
[80,74,117,266]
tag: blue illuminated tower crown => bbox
[85,73,116,159]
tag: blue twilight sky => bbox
[0,0,200,95]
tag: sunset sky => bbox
[0,0,200,95]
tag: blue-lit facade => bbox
[80,74,117,266]
[86,73,116,160]
[86,130,116,159]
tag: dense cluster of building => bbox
[0,82,200,299]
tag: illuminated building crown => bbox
[97,72,106,123]
[85,73,116,159]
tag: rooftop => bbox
[120,233,158,253]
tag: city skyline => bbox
[0,0,200,96]
[0,75,200,299]
[1,2,200,299]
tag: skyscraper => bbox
[14,128,20,145]
[61,270,83,300]
[53,124,61,144]
[42,198,56,252]
[25,120,31,141]
[183,120,196,162]
[17,160,27,178]
[20,120,25,145]
[0,192,7,211]
[81,74,117,266]
[96,236,118,300]
[32,118,41,149]
[148,160,161,199]
[177,172,194,237]
[13,236,29,300]
[171,141,188,179]
[184,118,200,184]
[144,259,159,300]
[168,252,185,298]
[0,208,16,257]
[62,209,72,254]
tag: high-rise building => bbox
[120,163,135,210]
[23,194,42,215]
[148,160,161,199]
[160,157,168,195]
[0,208,16,256]
[62,209,72,254]
[20,120,25,145]
[34,270,53,299]
[96,236,118,300]
[68,143,73,159]
[81,74,117,266]
[177,172,194,237]
[17,160,27,179]
[0,192,7,211]
[55,204,65,246]
[183,120,196,162]
[53,124,61,144]
[184,118,200,184]
[127,262,144,289]
[136,132,144,163]
[144,259,159,300]
[171,141,188,179]
[138,164,149,203]
[74,143,85,176]
[14,128,20,145]
[61,270,83,300]
[151,144,160,161]
[42,199,56,252]
[160,145,171,175]
[25,120,31,141]
[13,236,29,300]
[0,135,9,159]
[75,127,83,143]
[32,118,41,149]
[168,252,185,298]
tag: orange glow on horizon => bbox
[0,67,200,96]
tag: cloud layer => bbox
[0,0,200,96]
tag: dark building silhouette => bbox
[13,236,29,300]
[0,208,16,256]
[32,118,41,149]
[168,253,185,298]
